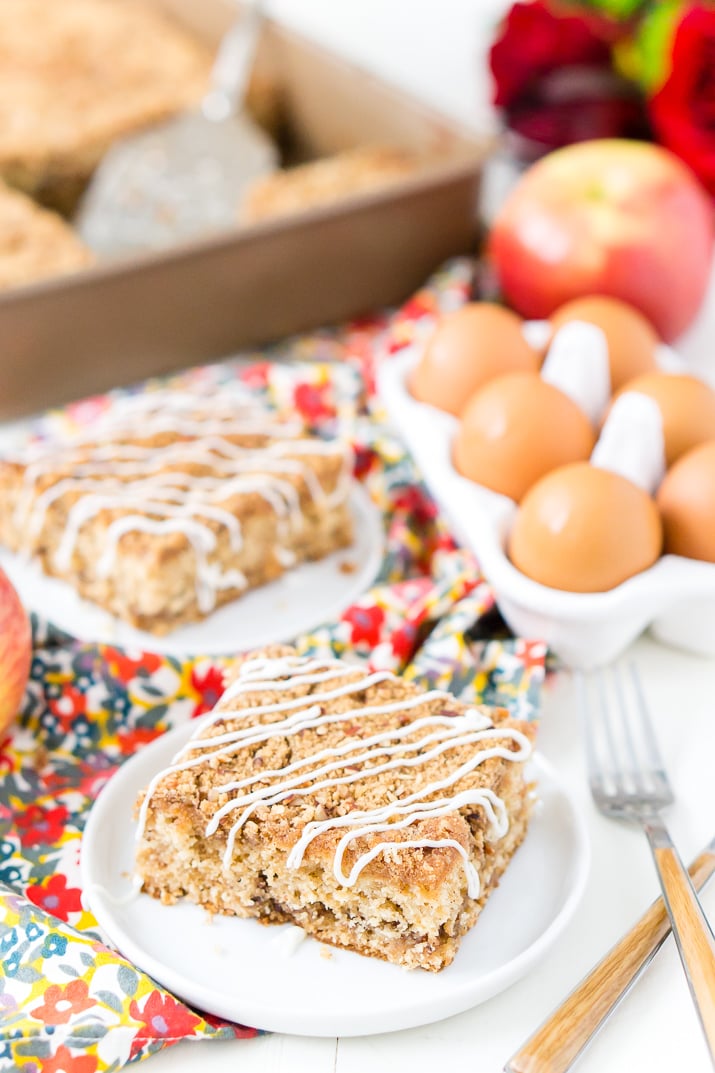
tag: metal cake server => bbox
[76,0,277,257]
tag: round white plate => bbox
[0,485,383,657]
[81,723,590,1037]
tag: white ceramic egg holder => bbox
[377,326,715,668]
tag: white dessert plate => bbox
[81,722,589,1037]
[0,484,383,657]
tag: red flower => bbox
[392,485,438,524]
[201,1010,258,1037]
[650,5,715,195]
[342,604,386,647]
[16,804,69,847]
[293,382,335,423]
[129,992,202,1057]
[399,293,436,321]
[26,874,83,922]
[391,622,419,664]
[352,445,377,480]
[30,980,93,1025]
[238,361,271,388]
[41,1046,97,1073]
[489,1,646,150]
[347,312,386,332]
[75,756,117,797]
[386,332,412,355]
[48,686,87,727]
[434,531,458,553]
[490,1,612,110]
[116,726,164,756]
[0,735,15,775]
[514,638,548,672]
[103,646,161,680]
[190,663,227,717]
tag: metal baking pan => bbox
[0,0,488,419]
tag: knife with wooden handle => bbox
[505,838,715,1073]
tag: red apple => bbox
[489,139,714,341]
[0,567,31,734]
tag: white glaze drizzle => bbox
[54,494,243,570]
[87,874,143,908]
[14,388,353,612]
[21,456,329,538]
[216,721,526,875]
[53,472,302,569]
[17,431,350,522]
[137,657,531,899]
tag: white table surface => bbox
[9,2,715,1069]
[143,4,715,1070]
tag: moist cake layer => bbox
[135,646,535,971]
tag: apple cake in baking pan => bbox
[0,179,92,288]
[0,0,211,210]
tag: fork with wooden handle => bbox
[505,835,715,1073]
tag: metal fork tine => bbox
[612,662,644,792]
[579,663,673,809]
[596,668,621,782]
[628,662,669,776]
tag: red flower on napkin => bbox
[26,873,83,921]
[42,1047,97,1073]
[129,992,203,1057]
[116,725,164,756]
[293,381,335,423]
[30,980,93,1025]
[190,663,227,718]
[392,485,438,524]
[48,685,87,726]
[343,604,386,647]
[103,646,162,680]
[0,734,15,775]
[16,804,69,848]
[650,4,715,195]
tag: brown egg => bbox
[410,302,539,416]
[509,463,663,592]
[657,440,715,561]
[612,372,715,466]
[549,296,658,391]
[453,373,595,502]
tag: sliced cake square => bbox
[0,387,353,633]
[134,645,535,971]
